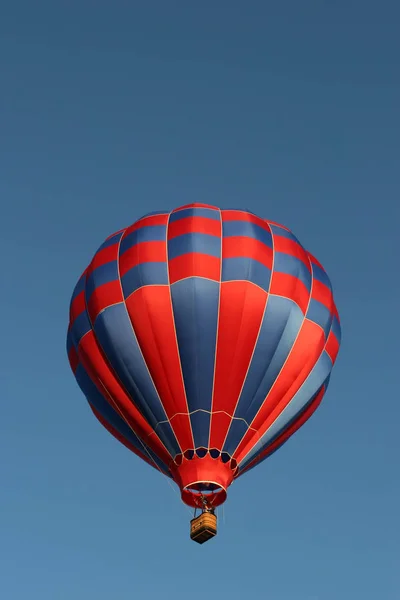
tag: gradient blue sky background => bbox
[1,2,399,599]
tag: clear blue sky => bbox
[1,2,399,599]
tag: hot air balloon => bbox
[67,203,341,544]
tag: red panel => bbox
[208,413,232,450]
[308,252,325,270]
[89,243,119,271]
[273,236,311,269]
[125,286,194,451]
[238,386,325,475]
[222,236,273,269]
[119,241,166,277]
[68,345,79,374]
[325,330,340,363]
[172,203,219,211]
[312,279,333,309]
[70,290,86,324]
[222,210,272,232]
[87,281,123,323]
[124,214,168,237]
[85,240,122,322]
[168,253,220,284]
[209,281,268,449]
[168,216,221,239]
[234,319,325,462]
[270,273,310,314]
[77,331,171,464]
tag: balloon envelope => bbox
[67,203,341,507]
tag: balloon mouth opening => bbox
[181,482,227,509]
[170,452,237,508]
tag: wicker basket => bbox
[190,512,217,544]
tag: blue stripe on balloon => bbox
[168,233,221,259]
[269,225,300,242]
[71,272,87,301]
[120,225,167,255]
[222,419,249,456]
[70,310,92,347]
[239,351,332,469]
[138,211,168,219]
[97,231,125,251]
[66,329,74,355]
[273,252,312,291]
[171,277,220,448]
[306,299,332,338]
[223,296,304,454]
[311,263,332,289]
[222,220,272,248]
[74,364,170,474]
[121,262,168,298]
[190,411,214,450]
[221,257,271,292]
[323,373,331,391]
[169,207,220,222]
[85,261,119,301]
[94,303,180,457]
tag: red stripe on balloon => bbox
[119,241,166,277]
[70,290,86,325]
[68,345,79,374]
[172,203,219,211]
[168,216,221,239]
[311,279,333,310]
[308,252,325,270]
[89,243,119,271]
[325,330,340,363]
[87,281,123,323]
[124,214,168,236]
[273,235,311,269]
[270,273,310,314]
[209,281,268,449]
[168,253,220,284]
[222,211,271,232]
[222,236,273,269]
[125,286,194,451]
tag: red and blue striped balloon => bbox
[67,204,341,508]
